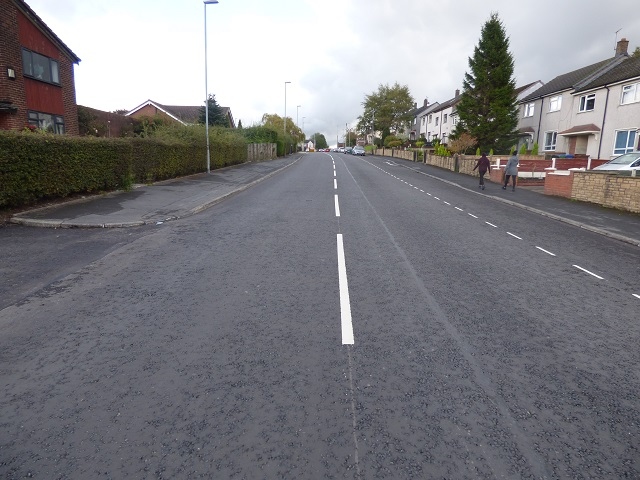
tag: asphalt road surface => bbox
[1,152,639,479]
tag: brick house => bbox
[0,0,81,134]
[126,99,235,128]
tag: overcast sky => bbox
[26,0,640,145]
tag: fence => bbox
[247,143,277,162]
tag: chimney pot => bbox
[616,37,629,56]
[455,89,460,97]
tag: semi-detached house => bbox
[518,38,640,160]
[0,0,80,134]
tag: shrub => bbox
[532,142,539,155]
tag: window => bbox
[613,130,637,155]
[414,117,417,124]
[22,48,60,85]
[579,93,595,112]
[451,115,457,126]
[428,115,432,123]
[523,103,535,117]
[435,117,439,126]
[421,117,425,125]
[621,83,640,105]
[544,131,557,151]
[549,95,562,112]
[443,114,448,124]
[28,111,65,134]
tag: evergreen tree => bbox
[454,13,518,153]
[237,119,243,129]
[199,94,229,127]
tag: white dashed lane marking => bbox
[573,265,604,280]
[536,246,556,256]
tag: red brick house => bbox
[126,99,236,128]
[0,0,81,134]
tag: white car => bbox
[593,152,640,172]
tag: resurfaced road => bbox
[1,152,639,478]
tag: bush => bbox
[532,142,539,155]
[0,126,247,209]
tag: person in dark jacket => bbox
[473,153,491,190]
[503,152,519,191]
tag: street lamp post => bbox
[296,105,301,152]
[204,0,219,174]
[284,81,291,154]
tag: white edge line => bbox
[337,234,355,345]
[536,246,556,256]
[573,265,604,280]
[507,232,522,240]
[334,194,340,217]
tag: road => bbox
[1,152,639,479]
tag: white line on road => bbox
[420,189,424,193]
[414,186,419,190]
[455,207,463,211]
[335,195,340,217]
[485,222,498,228]
[434,197,440,200]
[633,294,640,300]
[507,232,522,239]
[468,213,478,218]
[443,201,451,205]
[536,246,556,256]
[427,193,432,196]
[334,179,337,189]
[337,234,354,345]
[573,265,604,280]
[334,171,336,177]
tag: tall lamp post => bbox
[296,105,301,151]
[284,81,291,134]
[204,0,219,174]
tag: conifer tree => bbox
[199,94,229,127]
[454,13,518,153]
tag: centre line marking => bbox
[455,207,463,211]
[536,246,556,256]
[507,232,522,239]
[334,179,337,189]
[485,222,498,228]
[334,171,336,177]
[468,213,478,218]
[443,201,451,205]
[633,294,640,300]
[573,265,604,280]
[434,196,440,200]
[337,234,355,345]
[335,195,341,217]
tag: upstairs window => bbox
[428,114,432,123]
[22,48,60,85]
[579,93,595,112]
[443,114,448,123]
[523,103,535,117]
[621,83,640,105]
[549,95,562,112]
[435,117,439,126]
[613,130,637,155]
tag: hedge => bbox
[0,128,247,208]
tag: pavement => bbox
[9,154,640,248]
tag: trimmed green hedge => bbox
[0,128,247,208]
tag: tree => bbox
[261,113,303,142]
[448,132,477,155]
[357,83,415,141]
[112,109,129,115]
[199,94,229,127]
[632,46,640,58]
[237,119,243,129]
[454,12,518,154]
[311,133,328,149]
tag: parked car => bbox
[345,147,353,154]
[352,146,366,156]
[593,152,640,172]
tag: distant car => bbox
[352,146,366,156]
[593,152,640,172]
[337,147,345,153]
[345,147,353,154]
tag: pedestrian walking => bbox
[503,151,519,191]
[473,153,491,190]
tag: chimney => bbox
[423,98,428,106]
[455,89,460,97]
[616,38,629,56]
[414,102,417,109]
